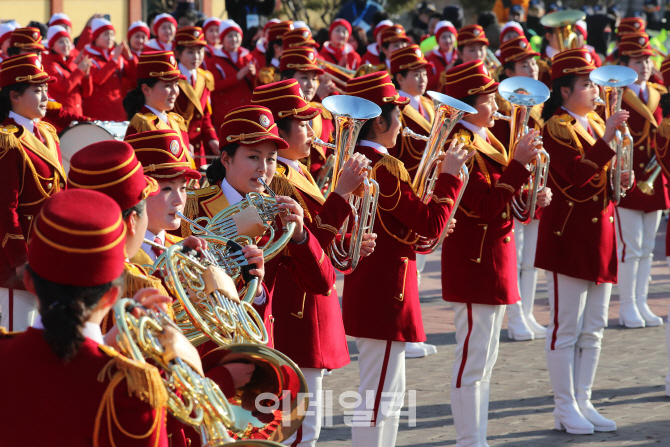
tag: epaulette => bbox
[168,112,188,132]
[311,102,332,120]
[374,154,412,184]
[123,263,172,314]
[46,100,62,110]
[649,82,668,95]
[129,112,158,133]
[270,171,312,221]
[587,111,606,130]
[0,326,22,339]
[257,67,276,86]
[165,233,184,245]
[546,113,581,150]
[199,68,215,91]
[0,124,22,158]
[658,117,670,139]
[36,121,59,143]
[98,345,168,409]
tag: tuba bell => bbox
[590,65,638,204]
[498,76,551,222]
[539,9,586,52]
[312,95,381,273]
[402,91,477,253]
[637,155,663,195]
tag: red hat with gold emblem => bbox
[9,27,45,52]
[267,21,294,42]
[619,32,654,58]
[279,47,324,74]
[282,28,318,50]
[457,24,489,47]
[661,55,670,86]
[125,129,202,180]
[617,17,646,37]
[136,51,186,81]
[219,105,289,149]
[175,26,207,47]
[499,35,540,64]
[379,24,411,45]
[550,48,596,81]
[28,189,127,286]
[347,71,409,106]
[390,44,433,75]
[0,53,55,88]
[252,79,321,120]
[330,19,352,36]
[67,141,159,211]
[444,60,498,99]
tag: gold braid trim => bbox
[168,113,188,132]
[129,113,158,133]
[97,345,168,409]
[0,126,22,158]
[270,175,312,221]
[658,117,670,139]
[203,69,215,91]
[378,154,412,184]
[546,114,583,153]
[36,121,59,143]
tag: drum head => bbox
[58,122,127,173]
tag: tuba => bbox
[312,95,381,273]
[112,298,285,446]
[498,77,551,222]
[402,91,477,253]
[539,9,586,52]
[590,65,637,204]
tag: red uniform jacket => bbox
[251,39,267,69]
[535,109,618,283]
[425,47,458,93]
[42,52,93,116]
[269,161,351,370]
[653,112,670,255]
[0,119,64,290]
[319,42,361,70]
[391,97,435,179]
[343,144,462,342]
[206,47,257,130]
[441,124,531,305]
[181,183,336,348]
[306,102,335,177]
[82,45,138,121]
[43,101,91,134]
[362,44,382,66]
[617,83,670,212]
[0,328,168,447]
[173,70,218,168]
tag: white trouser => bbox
[515,219,540,296]
[615,208,662,300]
[284,368,324,447]
[0,287,38,331]
[545,272,612,351]
[416,254,427,286]
[351,337,405,447]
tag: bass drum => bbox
[59,121,129,173]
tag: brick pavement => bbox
[316,222,670,446]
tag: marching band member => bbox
[614,32,668,329]
[251,18,281,69]
[202,17,221,62]
[252,79,372,447]
[81,18,136,122]
[7,27,46,59]
[282,28,319,52]
[278,46,334,177]
[128,21,151,58]
[207,19,257,129]
[256,21,293,86]
[144,13,178,52]
[536,48,629,434]
[173,26,219,168]
[184,105,336,347]
[0,21,20,62]
[455,24,489,65]
[0,54,63,332]
[0,189,171,447]
[574,20,602,68]
[342,72,470,447]
[123,51,193,166]
[425,20,458,92]
[499,21,524,44]
[440,60,549,445]
[319,19,361,70]
[43,25,93,117]
[361,20,394,67]
[605,17,646,65]
[376,24,411,71]
[493,35,548,340]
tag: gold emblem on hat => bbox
[32,32,38,40]
[260,114,271,128]
[473,29,480,36]
[308,51,314,61]
[303,30,309,38]
[35,59,41,69]
[170,140,180,155]
[415,48,422,57]
[585,52,592,62]
[520,41,527,48]
[394,27,402,34]
[194,30,200,37]
[634,22,640,29]
[639,37,645,44]
[170,55,176,65]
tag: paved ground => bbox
[317,222,670,446]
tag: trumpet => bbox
[498,77,551,222]
[402,91,477,253]
[312,95,381,273]
[638,155,663,195]
[539,9,586,52]
[590,65,638,204]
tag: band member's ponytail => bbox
[0,83,31,121]
[541,74,578,123]
[660,92,670,118]
[206,143,239,185]
[123,78,160,120]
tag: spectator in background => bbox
[314,27,329,48]
[175,8,198,28]
[585,11,612,58]
[349,26,369,57]
[492,0,529,23]
[428,12,442,35]
[412,2,437,32]
[526,0,546,37]
[171,0,207,23]
[242,26,261,51]
[367,11,390,41]
[442,5,464,30]
[225,0,277,35]
[644,0,663,30]
[337,0,385,33]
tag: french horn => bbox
[402,91,477,253]
[590,65,637,204]
[312,95,381,273]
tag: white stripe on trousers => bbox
[0,288,38,331]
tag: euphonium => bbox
[402,91,477,253]
[539,9,585,52]
[316,59,375,88]
[312,95,381,273]
[590,65,638,204]
[498,77,551,222]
